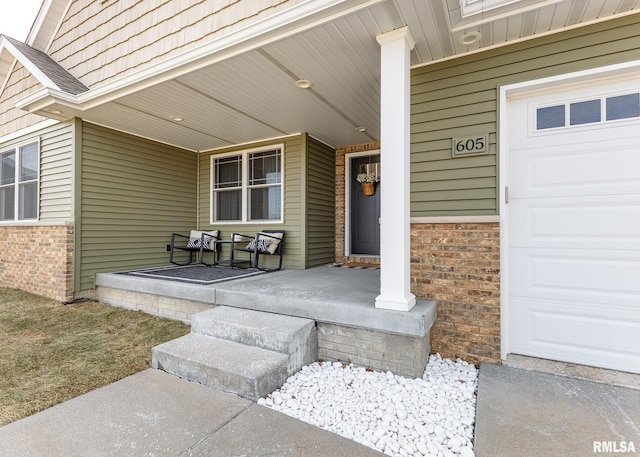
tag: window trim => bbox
[210,144,284,225]
[0,139,39,223]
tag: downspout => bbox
[72,118,82,295]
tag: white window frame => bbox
[0,140,39,223]
[210,144,284,224]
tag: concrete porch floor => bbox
[96,265,436,339]
[97,265,436,377]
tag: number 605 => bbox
[452,134,488,156]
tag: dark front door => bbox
[350,155,380,255]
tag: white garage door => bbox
[508,75,640,374]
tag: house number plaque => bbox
[452,134,488,157]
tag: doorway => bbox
[348,153,380,256]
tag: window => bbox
[0,142,38,221]
[536,92,640,131]
[606,93,640,121]
[211,146,283,223]
[536,105,565,130]
[570,99,601,125]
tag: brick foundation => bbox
[410,221,501,365]
[0,224,74,302]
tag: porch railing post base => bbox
[375,293,416,312]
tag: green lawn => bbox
[0,288,190,426]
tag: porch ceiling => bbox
[27,0,640,151]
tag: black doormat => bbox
[120,265,266,285]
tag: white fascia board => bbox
[26,0,52,46]
[74,0,385,110]
[27,0,71,51]
[14,86,82,118]
[0,48,16,93]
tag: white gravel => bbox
[258,353,478,457]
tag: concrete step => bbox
[191,306,317,375]
[152,333,290,401]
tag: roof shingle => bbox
[5,36,88,95]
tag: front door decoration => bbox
[356,162,380,196]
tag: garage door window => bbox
[570,99,600,125]
[536,92,640,130]
[606,93,640,120]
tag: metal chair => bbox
[229,230,285,271]
[169,229,220,266]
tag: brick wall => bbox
[410,222,501,365]
[0,224,75,302]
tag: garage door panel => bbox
[511,248,640,308]
[508,74,640,373]
[510,298,640,373]
[510,196,640,249]
[510,140,640,198]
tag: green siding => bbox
[39,123,74,222]
[0,122,74,222]
[305,136,335,267]
[79,122,197,290]
[198,135,305,270]
[411,14,640,216]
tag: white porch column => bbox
[375,27,416,311]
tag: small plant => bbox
[356,172,377,184]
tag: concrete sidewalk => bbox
[474,363,640,457]
[0,369,383,457]
[5,361,639,457]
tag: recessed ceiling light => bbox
[458,31,482,46]
[295,79,312,89]
[355,126,366,132]
[169,115,184,122]
[45,108,63,115]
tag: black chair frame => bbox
[169,231,220,266]
[230,230,285,271]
